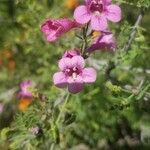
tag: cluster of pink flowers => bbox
[41,0,122,94]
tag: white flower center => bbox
[72,72,77,80]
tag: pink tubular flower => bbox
[53,55,97,94]
[74,0,121,31]
[41,18,80,42]
[88,31,116,52]
[19,80,33,98]
[62,49,81,58]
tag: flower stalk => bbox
[50,93,70,150]
[56,93,70,125]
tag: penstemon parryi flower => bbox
[74,0,121,31]
[19,80,33,98]
[53,53,97,94]
[40,0,122,94]
[41,19,80,42]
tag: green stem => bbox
[56,93,70,125]
[81,24,88,55]
[50,93,70,150]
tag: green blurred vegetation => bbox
[0,0,150,149]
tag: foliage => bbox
[0,0,150,149]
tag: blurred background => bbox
[0,0,150,149]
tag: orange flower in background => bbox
[64,0,79,9]
[92,31,102,39]
[7,59,16,71]
[3,50,13,59]
[19,98,32,111]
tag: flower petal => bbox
[106,4,121,22]
[47,33,57,42]
[58,57,72,71]
[91,15,108,31]
[74,5,91,24]
[85,0,91,5]
[53,72,67,88]
[104,0,112,4]
[71,56,85,69]
[68,76,84,94]
[63,49,81,58]
[82,68,97,83]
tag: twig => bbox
[105,9,145,80]
[123,9,144,52]
[55,93,70,125]
[50,93,70,150]
[81,25,88,53]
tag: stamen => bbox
[94,11,100,16]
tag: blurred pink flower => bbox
[53,55,97,94]
[41,19,80,42]
[29,127,39,135]
[88,31,116,52]
[0,103,4,113]
[62,49,81,58]
[74,0,121,31]
[19,80,33,98]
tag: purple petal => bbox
[57,19,81,31]
[74,5,91,24]
[91,15,108,31]
[68,76,84,94]
[106,4,121,22]
[53,72,67,88]
[85,0,91,5]
[82,68,97,83]
[71,56,85,69]
[63,49,81,58]
[58,57,72,71]
[104,0,112,4]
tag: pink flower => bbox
[53,55,97,94]
[41,18,80,42]
[74,0,121,31]
[88,31,116,52]
[29,127,40,135]
[62,49,81,58]
[19,80,33,98]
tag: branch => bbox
[87,58,150,74]
[123,9,144,52]
[105,9,145,80]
